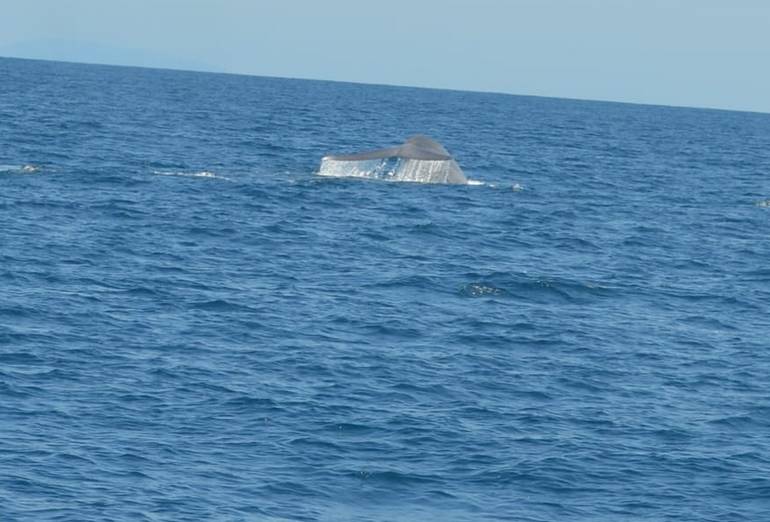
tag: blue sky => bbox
[2,0,769,113]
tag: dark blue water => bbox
[2,56,770,521]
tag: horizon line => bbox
[2,54,768,117]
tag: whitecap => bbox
[153,170,231,181]
[460,180,524,189]
[0,164,41,174]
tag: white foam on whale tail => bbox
[318,156,468,185]
[391,158,466,184]
[318,136,468,185]
[317,158,387,180]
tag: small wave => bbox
[755,199,770,208]
[707,414,759,429]
[191,299,254,313]
[153,170,231,181]
[361,469,444,487]
[458,272,615,303]
[460,283,506,297]
[222,395,279,413]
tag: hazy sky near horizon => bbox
[2,0,769,113]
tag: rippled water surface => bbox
[2,57,770,521]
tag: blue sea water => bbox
[2,56,770,521]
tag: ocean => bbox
[1,56,770,521]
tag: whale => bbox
[319,135,467,184]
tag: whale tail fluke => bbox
[319,136,467,184]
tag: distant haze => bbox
[3,0,769,113]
